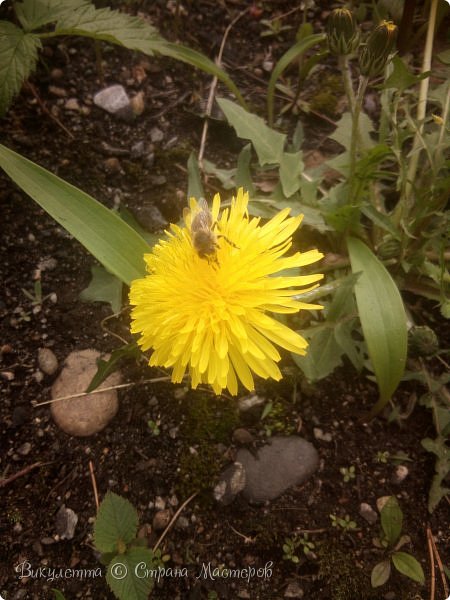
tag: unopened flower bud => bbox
[327,8,360,56]
[359,20,397,77]
[408,326,439,358]
[377,237,400,260]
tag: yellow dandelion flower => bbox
[129,188,323,395]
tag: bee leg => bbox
[217,234,239,249]
[213,222,239,249]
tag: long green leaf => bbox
[0,144,149,286]
[0,22,41,116]
[267,33,326,126]
[347,237,407,414]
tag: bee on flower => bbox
[129,188,323,395]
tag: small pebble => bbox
[65,98,80,111]
[38,347,58,375]
[232,428,254,445]
[154,496,166,511]
[152,509,171,531]
[17,442,32,456]
[359,502,378,524]
[391,465,409,485]
[313,428,332,442]
[284,581,304,598]
[150,126,164,143]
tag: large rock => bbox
[51,349,120,436]
[237,436,319,503]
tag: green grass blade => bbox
[267,33,326,126]
[347,237,407,414]
[0,144,149,286]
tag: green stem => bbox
[349,75,369,192]
[394,0,438,226]
[338,55,356,115]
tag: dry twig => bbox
[89,461,100,510]
[0,462,47,488]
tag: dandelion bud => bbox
[377,237,400,260]
[327,8,360,56]
[359,20,397,77]
[408,326,439,358]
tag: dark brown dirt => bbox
[1,2,449,600]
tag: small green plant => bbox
[375,451,390,464]
[147,419,161,436]
[21,280,42,305]
[94,492,170,600]
[282,533,315,563]
[339,465,356,482]
[371,496,424,588]
[330,514,357,532]
[260,399,296,437]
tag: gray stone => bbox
[152,509,171,531]
[51,349,120,436]
[129,204,166,231]
[238,394,265,414]
[359,502,378,524]
[150,126,164,143]
[237,436,319,503]
[93,85,132,119]
[214,462,246,505]
[56,505,78,540]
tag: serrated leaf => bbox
[86,342,140,393]
[217,97,286,166]
[0,144,149,286]
[330,112,375,152]
[51,590,67,600]
[380,496,403,546]
[107,548,156,600]
[383,56,430,93]
[187,152,204,200]
[94,492,138,554]
[347,237,407,412]
[392,552,425,583]
[292,326,343,381]
[0,22,41,116]
[235,144,255,195]
[421,436,450,513]
[14,0,90,31]
[203,159,236,189]
[279,151,304,197]
[55,3,162,50]
[371,560,391,587]
[80,265,123,313]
